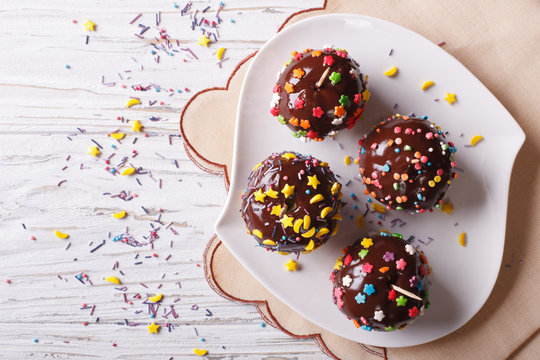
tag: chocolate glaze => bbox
[241,152,344,254]
[331,234,430,331]
[270,48,368,141]
[358,115,457,212]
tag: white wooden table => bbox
[0,1,330,358]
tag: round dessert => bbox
[270,47,369,141]
[241,151,344,254]
[331,233,431,332]
[358,114,457,213]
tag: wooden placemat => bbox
[181,1,540,358]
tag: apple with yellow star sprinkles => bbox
[358,114,458,213]
[241,151,344,254]
[331,233,431,332]
[270,47,369,141]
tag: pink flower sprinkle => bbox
[354,93,362,104]
[270,107,279,116]
[409,306,420,317]
[294,98,305,109]
[336,50,347,58]
[405,128,413,135]
[273,84,280,93]
[425,132,433,139]
[323,55,334,66]
[313,107,324,118]
[362,262,373,273]
[396,258,407,270]
[394,126,402,134]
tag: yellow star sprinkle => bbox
[270,204,282,216]
[198,35,211,47]
[281,184,295,198]
[307,175,320,189]
[281,152,296,160]
[83,20,96,31]
[444,92,457,104]
[131,120,143,132]
[361,237,373,248]
[253,189,267,202]
[88,145,101,157]
[280,215,294,228]
[264,188,279,199]
[441,201,454,215]
[285,259,298,271]
[148,322,160,334]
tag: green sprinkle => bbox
[277,115,286,124]
[339,95,349,106]
[396,295,407,306]
[404,145,412,151]
[392,233,403,239]
[329,71,341,85]
[384,326,396,331]
[292,132,300,138]
[393,182,399,191]
[358,249,369,259]
[396,206,403,210]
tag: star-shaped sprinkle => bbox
[334,105,345,117]
[409,276,418,288]
[355,293,366,304]
[353,93,362,104]
[294,97,305,109]
[339,95,350,106]
[405,244,416,255]
[396,295,407,306]
[342,275,352,287]
[148,322,160,334]
[83,20,96,31]
[281,184,295,198]
[444,92,457,104]
[311,50,322,57]
[285,259,298,271]
[373,310,385,321]
[361,262,373,274]
[281,152,296,160]
[334,257,343,270]
[280,215,294,228]
[361,237,373,248]
[313,107,324,118]
[264,188,278,199]
[383,251,394,262]
[323,55,334,66]
[131,120,143,132]
[284,82,294,93]
[396,258,407,270]
[88,145,101,157]
[292,67,305,79]
[307,175,320,189]
[409,306,420,317]
[358,249,369,259]
[329,71,341,84]
[300,119,310,129]
[388,289,397,301]
[363,284,375,296]
[270,204,282,216]
[441,200,454,214]
[198,35,211,47]
[253,189,267,203]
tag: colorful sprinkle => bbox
[285,259,298,271]
[54,230,70,239]
[421,80,435,91]
[329,71,341,85]
[396,295,408,306]
[383,66,398,77]
[396,258,407,270]
[355,293,366,304]
[470,135,483,146]
[363,284,375,296]
[459,232,467,247]
[444,92,457,104]
[148,322,160,334]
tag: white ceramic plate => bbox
[215,14,524,347]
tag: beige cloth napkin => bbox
[182,1,540,358]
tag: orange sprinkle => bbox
[379,267,389,273]
[300,119,310,129]
[292,68,305,79]
[352,319,361,328]
[311,50,322,57]
[289,117,299,126]
[334,106,345,117]
[284,82,294,93]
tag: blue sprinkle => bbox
[417,193,423,200]
[33,339,38,343]
[377,214,382,219]
[422,115,428,120]
[367,198,372,203]
[65,64,71,69]
[395,148,400,153]
[200,338,205,342]
[174,4,179,8]
[427,162,432,166]
[260,323,266,327]
[361,148,366,154]
[305,190,311,194]
[361,325,372,331]
[353,205,358,209]
[382,164,390,172]
[349,215,354,220]
[282,236,286,240]
[177,89,182,93]
[230,19,235,23]
[417,280,423,291]
[355,293,366,304]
